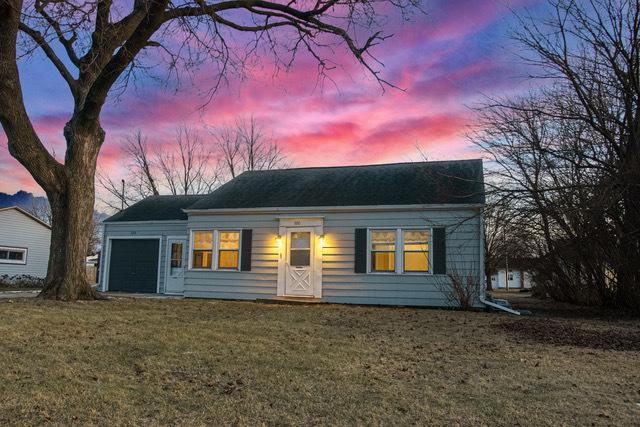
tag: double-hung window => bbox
[192,231,213,269]
[403,230,429,272]
[368,229,430,274]
[370,230,396,272]
[218,231,240,270]
[190,230,242,270]
[0,246,27,264]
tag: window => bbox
[370,230,396,272]
[508,273,514,281]
[289,232,311,267]
[192,231,213,269]
[403,230,429,272]
[170,242,183,274]
[218,231,240,270]
[0,246,27,264]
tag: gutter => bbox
[184,203,485,215]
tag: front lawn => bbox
[0,297,638,425]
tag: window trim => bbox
[0,246,28,265]
[188,229,242,272]
[401,229,431,274]
[215,229,241,271]
[368,229,397,273]
[189,229,214,270]
[366,228,432,275]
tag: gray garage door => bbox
[108,239,159,293]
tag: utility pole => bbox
[121,179,125,211]
[503,227,509,291]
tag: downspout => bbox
[479,296,521,315]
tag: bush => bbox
[436,268,481,310]
[0,274,45,289]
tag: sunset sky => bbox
[0,0,543,202]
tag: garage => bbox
[107,239,160,293]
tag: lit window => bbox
[0,247,27,264]
[192,231,213,269]
[403,230,429,272]
[370,230,396,272]
[218,231,240,270]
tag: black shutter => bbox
[354,228,367,273]
[240,229,252,271]
[432,227,446,274]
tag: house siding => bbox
[184,208,483,307]
[99,221,188,293]
[186,215,279,299]
[0,209,51,278]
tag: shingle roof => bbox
[104,195,204,222]
[188,159,484,210]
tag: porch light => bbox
[276,234,283,248]
[319,234,325,248]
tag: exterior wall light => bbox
[319,234,325,248]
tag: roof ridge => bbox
[238,159,482,175]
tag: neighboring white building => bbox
[491,268,534,290]
[0,206,51,278]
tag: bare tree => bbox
[28,200,52,224]
[125,130,160,197]
[157,126,220,195]
[99,126,221,209]
[214,116,289,180]
[0,0,417,300]
[472,0,640,310]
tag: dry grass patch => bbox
[0,297,639,425]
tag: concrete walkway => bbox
[0,290,39,299]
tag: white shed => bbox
[0,206,51,278]
[491,268,534,290]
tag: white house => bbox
[99,160,486,307]
[0,206,51,278]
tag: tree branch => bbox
[18,23,77,92]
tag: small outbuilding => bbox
[99,160,485,307]
[0,206,51,278]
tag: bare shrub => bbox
[436,269,481,310]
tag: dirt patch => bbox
[497,319,640,351]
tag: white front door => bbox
[285,228,314,297]
[165,238,186,294]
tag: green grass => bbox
[0,297,638,425]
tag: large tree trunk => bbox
[38,123,105,300]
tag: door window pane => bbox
[291,232,310,249]
[170,243,183,268]
[290,249,311,267]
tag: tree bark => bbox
[38,124,105,300]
